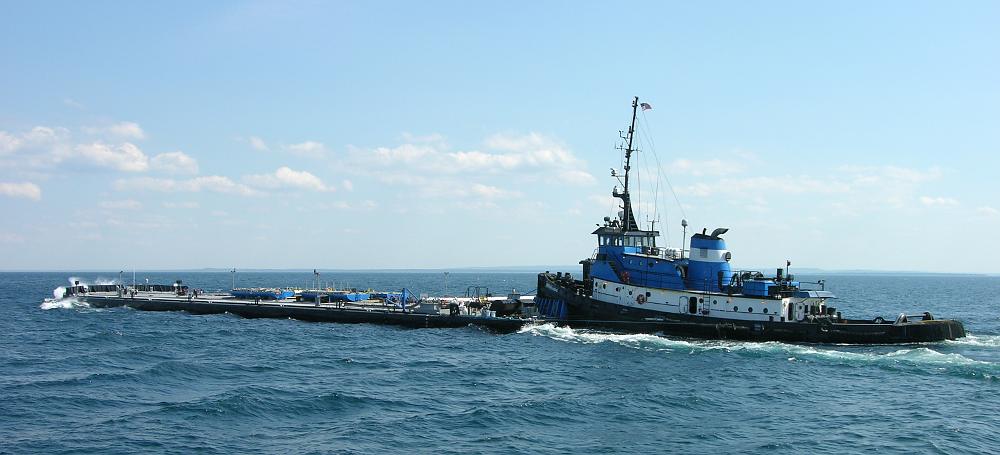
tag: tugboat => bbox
[536,97,965,343]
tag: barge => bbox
[61,285,532,333]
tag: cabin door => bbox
[680,297,698,314]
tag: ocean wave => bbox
[519,323,701,351]
[520,323,1000,380]
[129,386,415,422]
[946,333,1000,347]
[39,297,90,310]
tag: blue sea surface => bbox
[2,271,999,454]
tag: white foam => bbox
[40,297,90,310]
[519,323,700,352]
[520,323,999,374]
[946,333,1000,348]
[48,275,118,309]
[66,275,119,288]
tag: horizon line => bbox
[0,266,996,276]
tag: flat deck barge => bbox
[73,290,533,332]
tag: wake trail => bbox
[520,323,1000,380]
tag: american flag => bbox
[640,102,652,111]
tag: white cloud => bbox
[243,166,333,192]
[470,183,521,200]
[400,132,446,144]
[919,196,958,206]
[668,158,744,176]
[341,179,354,191]
[588,194,619,208]
[839,165,943,186]
[0,232,25,243]
[0,182,42,200]
[678,176,852,198]
[371,143,434,164]
[5,125,192,176]
[63,98,85,109]
[976,206,999,216]
[673,165,941,215]
[100,199,142,210]
[557,169,596,185]
[284,141,327,158]
[73,142,149,172]
[881,166,942,183]
[449,150,524,170]
[0,126,148,171]
[24,126,70,144]
[309,201,353,210]
[0,131,22,154]
[478,132,582,171]
[249,136,269,151]
[68,221,98,229]
[162,201,200,209]
[84,121,145,140]
[0,126,70,159]
[115,176,257,196]
[151,151,199,174]
[356,132,593,185]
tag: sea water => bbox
[2,271,999,454]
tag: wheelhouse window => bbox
[598,235,623,246]
[623,235,656,248]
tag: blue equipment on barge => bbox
[298,290,371,302]
[230,288,295,300]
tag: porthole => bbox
[628,290,633,295]
[733,306,738,312]
[713,300,717,304]
[699,298,704,303]
[763,308,769,314]
[646,292,651,297]
[747,307,753,313]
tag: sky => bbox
[1,1,998,273]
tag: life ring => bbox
[636,294,646,305]
[621,271,630,283]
